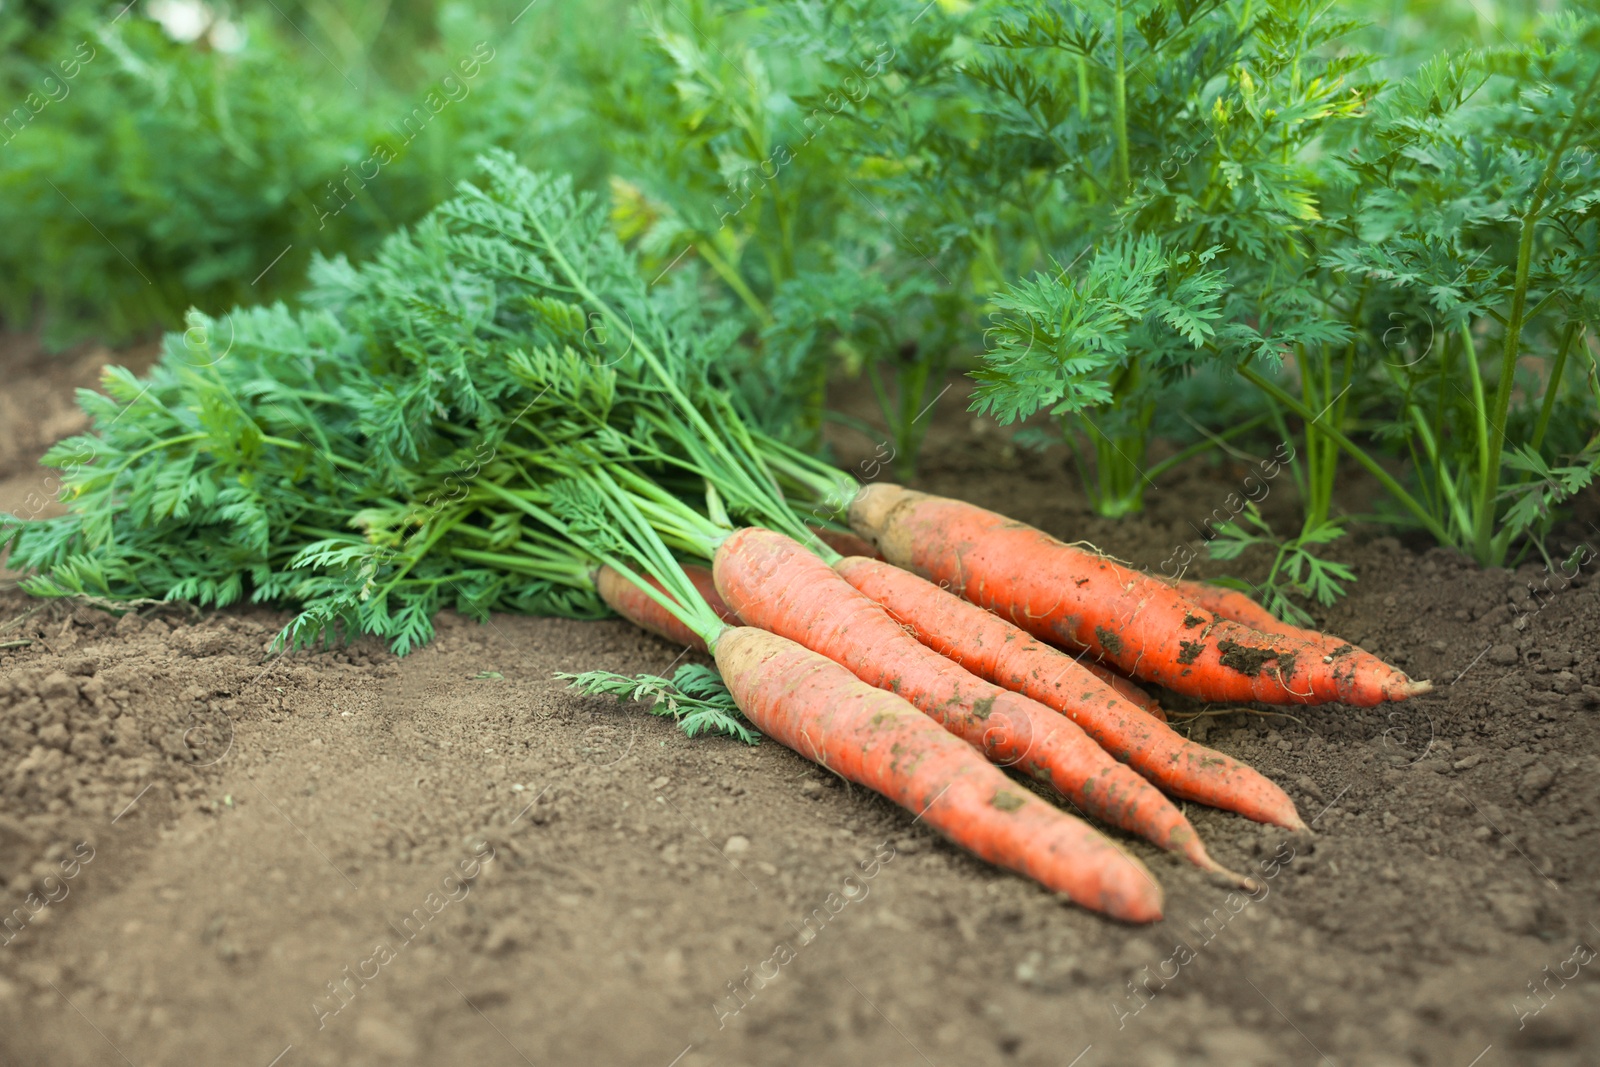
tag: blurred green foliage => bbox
[0,0,615,345]
[1,0,1593,589]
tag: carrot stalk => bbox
[714,626,1164,921]
[714,528,1248,885]
[835,556,1306,832]
[849,485,1432,706]
[595,564,739,652]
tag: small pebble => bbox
[1517,764,1556,802]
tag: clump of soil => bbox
[2,349,1598,1067]
[0,604,302,900]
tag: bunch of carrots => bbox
[4,155,1433,924]
[579,483,1430,924]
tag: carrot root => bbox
[1169,579,1365,660]
[712,528,1231,883]
[713,625,1164,922]
[834,555,1307,838]
[1074,658,1168,723]
[849,484,1430,706]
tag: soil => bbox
[3,338,1600,1067]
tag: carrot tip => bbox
[1400,678,1434,698]
[1185,840,1257,891]
[1206,862,1260,892]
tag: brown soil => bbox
[3,343,1599,1067]
[0,332,161,523]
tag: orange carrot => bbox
[714,528,1246,884]
[835,556,1306,831]
[848,484,1430,706]
[909,576,1167,720]
[714,625,1163,921]
[1075,659,1167,723]
[1169,579,1347,650]
[595,564,739,652]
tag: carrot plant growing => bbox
[959,0,1374,518]
[584,0,970,471]
[1279,15,1600,567]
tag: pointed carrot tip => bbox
[1402,678,1435,698]
[1184,839,1258,891]
[1211,862,1260,892]
[1121,900,1165,924]
[1266,807,1310,834]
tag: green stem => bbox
[1144,414,1271,483]
[257,435,364,470]
[1297,344,1324,527]
[1530,321,1579,454]
[373,511,465,600]
[750,431,859,510]
[1239,364,1452,544]
[1461,323,1492,527]
[1430,327,1455,485]
[1261,394,1307,502]
[1060,425,1096,510]
[1474,62,1600,561]
[1405,404,1472,538]
[449,546,592,585]
[475,476,725,648]
[508,202,799,541]
[1113,2,1131,196]
[695,240,773,326]
[115,432,209,470]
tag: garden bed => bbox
[2,347,1597,1067]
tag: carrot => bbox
[1075,659,1167,722]
[896,575,1171,716]
[714,528,1247,885]
[595,564,739,652]
[835,556,1306,831]
[819,544,1163,717]
[714,625,1162,920]
[819,532,1160,716]
[848,484,1431,706]
[1169,579,1347,650]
